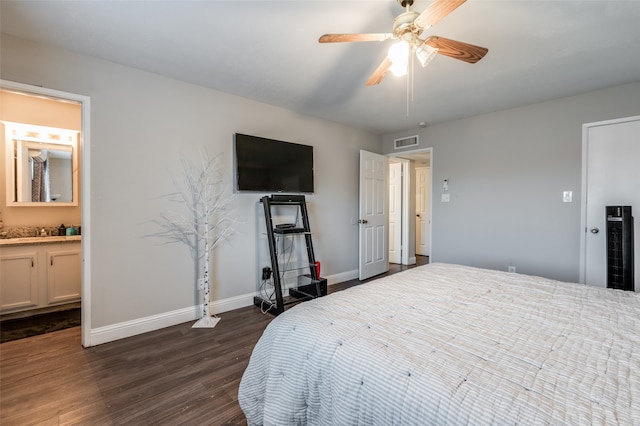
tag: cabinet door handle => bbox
[32,258,35,268]
[51,257,53,266]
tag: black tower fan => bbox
[606,206,634,291]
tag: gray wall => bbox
[1,34,380,329]
[384,82,640,283]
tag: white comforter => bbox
[238,263,640,425]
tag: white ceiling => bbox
[2,0,640,134]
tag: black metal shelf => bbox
[255,194,327,315]
[273,227,307,235]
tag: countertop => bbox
[0,235,82,246]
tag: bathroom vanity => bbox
[0,236,81,314]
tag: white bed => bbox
[238,263,640,425]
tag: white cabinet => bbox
[47,249,81,304]
[0,251,39,311]
[0,241,81,314]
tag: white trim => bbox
[89,268,358,345]
[90,306,201,346]
[414,165,431,258]
[90,293,257,346]
[579,114,640,284]
[387,146,433,263]
[90,269,358,346]
[428,149,434,260]
[387,161,404,264]
[325,269,358,285]
[0,80,92,347]
[210,292,255,314]
[400,159,411,265]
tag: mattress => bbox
[238,263,640,425]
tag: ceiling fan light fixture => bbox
[319,0,488,86]
[388,40,410,76]
[415,44,438,67]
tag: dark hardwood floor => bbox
[0,256,428,425]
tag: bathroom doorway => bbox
[0,80,91,346]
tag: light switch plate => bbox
[563,191,573,203]
[441,194,450,202]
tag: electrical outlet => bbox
[508,265,516,273]
[262,266,272,280]
[197,278,205,290]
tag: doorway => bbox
[388,148,432,265]
[580,115,640,290]
[415,165,431,257]
[0,79,91,346]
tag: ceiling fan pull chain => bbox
[411,53,415,102]
[406,72,410,116]
[406,53,413,117]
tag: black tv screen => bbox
[234,133,314,193]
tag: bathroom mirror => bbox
[4,122,79,206]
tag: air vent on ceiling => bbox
[394,135,419,149]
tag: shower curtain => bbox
[31,156,50,202]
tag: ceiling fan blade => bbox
[319,33,393,43]
[424,36,488,63]
[414,0,466,29]
[366,57,392,86]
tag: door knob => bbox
[358,219,368,224]
[590,227,599,234]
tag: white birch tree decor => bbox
[152,151,237,328]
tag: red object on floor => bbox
[315,261,321,278]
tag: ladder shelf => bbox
[254,194,327,315]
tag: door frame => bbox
[415,165,431,257]
[388,147,433,265]
[388,160,403,264]
[400,159,411,265]
[579,114,640,284]
[1,79,92,347]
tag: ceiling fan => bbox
[319,0,488,86]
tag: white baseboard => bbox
[89,271,359,346]
[325,269,358,285]
[210,292,256,314]
[89,292,256,346]
[89,306,200,346]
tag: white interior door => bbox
[415,166,431,256]
[582,116,640,290]
[388,162,402,264]
[359,150,389,280]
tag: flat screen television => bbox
[233,133,314,193]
